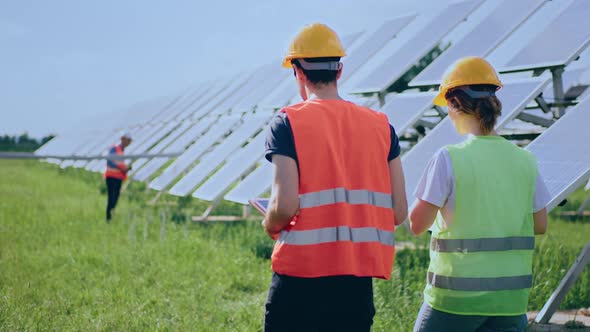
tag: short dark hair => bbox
[292,57,341,85]
[446,84,502,134]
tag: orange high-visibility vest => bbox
[103,144,127,180]
[272,99,396,279]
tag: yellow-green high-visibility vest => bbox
[425,135,537,316]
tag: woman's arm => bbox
[533,208,547,235]
[389,157,408,225]
[409,199,439,235]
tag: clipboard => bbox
[248,198,270,215]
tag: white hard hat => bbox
[122,132,132,140]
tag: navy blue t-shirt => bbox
[265,112,401,164]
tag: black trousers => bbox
[105,177,122,221]
[264,272,375,332]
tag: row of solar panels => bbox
[37,0,590,216]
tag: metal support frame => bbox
[550,66,566,118]
[516,112,555,128]
[534,96,552,114]
[433,106,447,118]
[148,190,163,206]
[535,241,590,324]
[377,92,386,108]
[577,195,590,216]
[193,164,258,222]
[414,119,436,129]
[199,195,224,221]
[0,151,182,160]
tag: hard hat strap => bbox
[297,59,342,71]
[452,86,496,99]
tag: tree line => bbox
[0,133,55,152]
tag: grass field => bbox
[1,160,589,331]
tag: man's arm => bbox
[389,157,408,225]
[263,154,300,238]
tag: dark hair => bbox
[446,84,502,134]
[292,57,341,85]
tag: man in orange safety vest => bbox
[262,23,408,331]
[104,133,132,222]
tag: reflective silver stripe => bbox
[431,236,534,253]
[278,226,394,246]
[299,188,393,209]
[427,272,532,291]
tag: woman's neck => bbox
[462,118,496,136]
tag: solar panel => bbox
[147,87,202,125]
[257,77,298,109]
[121,97,175,128]
[148,115,241,191]
[59,133,105,168]
[501,0,590,72]
[380,92,438,135]
[340,15,416,82]
[233,66,290,112]
[410,0,545,87]
[129,121,192,174]
[527,95,590,210]
[350,0,484,94]
[224,160,273,204]
[127,122,178,158]
[124,123,166,155]
[186,79,233,120]
[192,130,266,201]
[198,72,253,116]
[210,67,268,115]
[159,83,215,123]
[55,127,120,166]
[71,131,121,168]
[340,31,365,51]
[168,113,271,196]
[402,77,550,207]
[59,132,114,168]
[132,117,217,182]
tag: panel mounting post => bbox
[550,66,566,118]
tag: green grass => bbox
[1,160,589,331]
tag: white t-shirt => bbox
[414,147,551,227]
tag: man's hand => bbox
[262,219,281,240]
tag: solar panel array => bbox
[37,0,590,218]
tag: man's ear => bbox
[293,65,307,83]
[336,63,343,80]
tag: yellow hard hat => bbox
[282,23,346,68]
[433,56,503,106]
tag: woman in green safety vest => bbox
[409,56,549,332]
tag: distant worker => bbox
[104,133,132,222]
[409,57,549,332]
[262,23,408,331]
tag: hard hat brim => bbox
[433,91,447,106]
[282,58,292,68]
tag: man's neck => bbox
[307,83,341,100]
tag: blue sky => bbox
[1,0,584,138]
[1,0,447,138]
